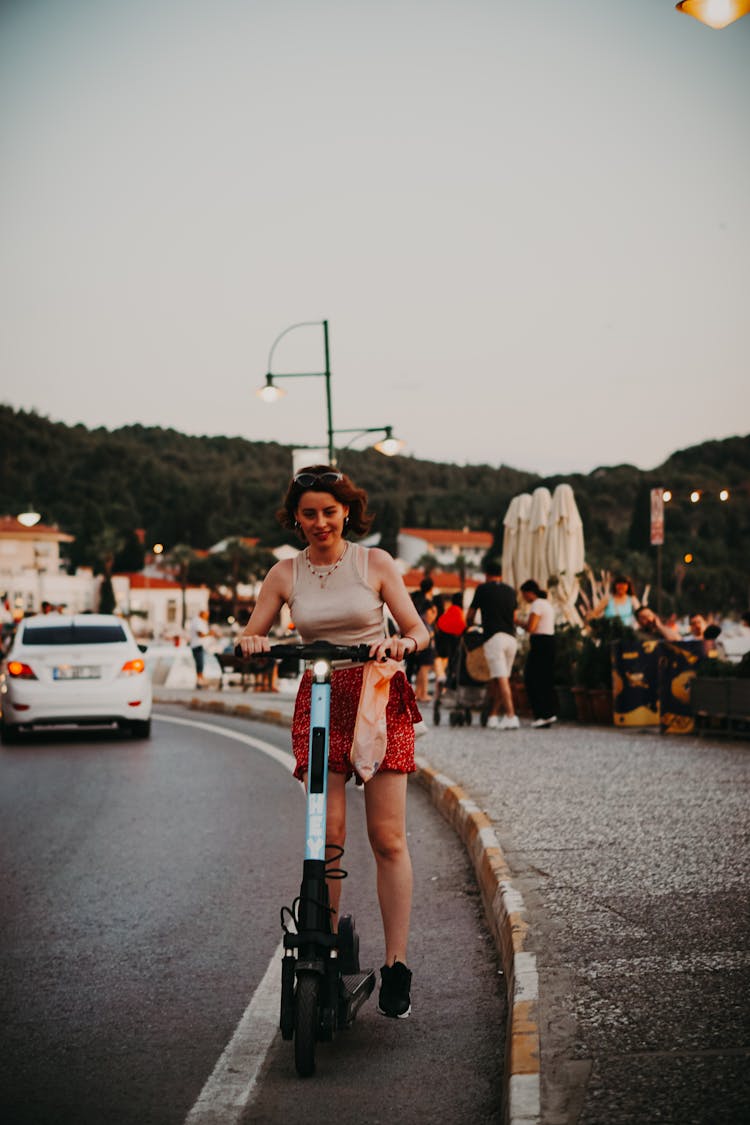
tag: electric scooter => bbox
[237,640,377,1077]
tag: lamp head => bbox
[373,427,405,457]
[676,0,750,29]
[257,374,286,403]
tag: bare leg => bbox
[498,676,515,717]
[364,771,412,965]
[415,664,431,701]
[488,677,502,716]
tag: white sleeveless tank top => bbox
[289,542,386,645]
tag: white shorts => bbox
[483,632,517,679]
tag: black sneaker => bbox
[378,960,412,1018]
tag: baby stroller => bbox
[433,628,491,727]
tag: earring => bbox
[344,516,350,530]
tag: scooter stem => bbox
[305,665,331,860]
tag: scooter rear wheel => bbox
[337,914,360,974]
[294,972,319,1077]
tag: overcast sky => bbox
[1,0,748,476]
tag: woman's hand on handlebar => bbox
[237,634,270,658]
[369,635,418,663]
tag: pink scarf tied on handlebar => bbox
[350,659,400,782]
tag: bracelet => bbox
[402,634,418,654]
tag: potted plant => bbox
[575,617,634,724]
[553,624,584,721]
[510,632,532,717]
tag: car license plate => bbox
[53,665,101,680]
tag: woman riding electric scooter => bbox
[237,466,428,1020]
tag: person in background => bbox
[588,575,639,627]
[466,561,519,730]
[189,608,210,688]
[519,579,557,728]
[0,596,14,654]
[406,576,434,686]
[411,576,434,616]
[634,606,681,642]
[414,601,438,702]
[702,623,726,660]
[687,613,707,642]
[737,616,750,677]
[434,592,467,688]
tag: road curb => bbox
[156,693,293,729]
[156,694,542,1124]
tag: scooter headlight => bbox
[312,659,329,681]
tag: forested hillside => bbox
[1,405,748,613]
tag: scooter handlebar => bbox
[234,640,375,663]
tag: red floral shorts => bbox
[291,665,421,782]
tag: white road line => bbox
[154,713,298,1124]
[183,938,285,1124]
[155,712,294,771]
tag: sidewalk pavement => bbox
[154,685,750,1125]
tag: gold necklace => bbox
[304,542,348,588]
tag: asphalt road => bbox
[0,707,505,1125]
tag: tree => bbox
[209,540,277,618]
[2,406,748,614]
[164,543,197,627]
[91,527,124,614]
[374,499,401,557]
[115,530,146,572]
[416,553,438,577]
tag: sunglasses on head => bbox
[293,471,343,488]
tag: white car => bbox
[0,613,153,742]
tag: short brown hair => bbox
[276,465,374,537]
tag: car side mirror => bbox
[138,644,148,654]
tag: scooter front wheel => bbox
[294,972,319,1077]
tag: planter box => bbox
[692,676,750,739]
[555,685,578,722]
[588,687,613,725]
[572,686,592,723]
[510,679,532,718]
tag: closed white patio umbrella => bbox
[546,483,585,625]
[501,495,521,589]
[514,493,533,590]
[528,486,552,588]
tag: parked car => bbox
[0,614,152,742]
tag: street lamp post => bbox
[16,508,43,612]
[257,320,405,464]
[257,319,335,463]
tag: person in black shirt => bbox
[406,577,434,687]
[410,576,434,616]
[466,561,519,729]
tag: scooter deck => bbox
[339,968,376,1027]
